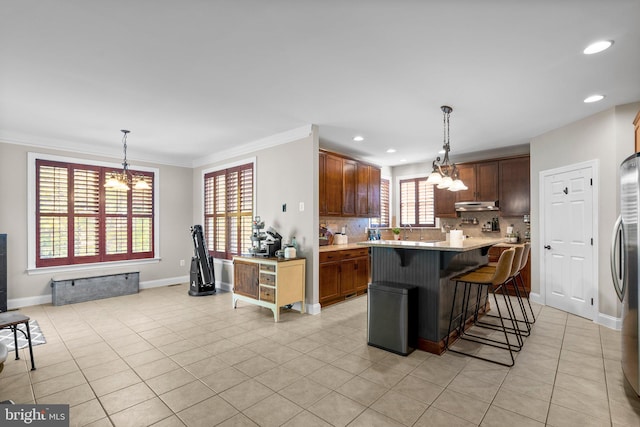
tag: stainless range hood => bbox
[455,201,499,211]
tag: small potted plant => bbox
[391,227,401,240]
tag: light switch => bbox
[299,202,305,212]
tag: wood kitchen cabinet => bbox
[455,162,499,202]
[343,159,357,216]
[319,150,381,218]
[634,110,640,153]
[319,247,369,306]
[434,187,457,218]
[499,156,530,216]
[233,259,259,299]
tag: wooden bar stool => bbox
[446,247,519,367]
[0,312,36,371]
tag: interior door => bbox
[543,165,594,319]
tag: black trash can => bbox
[367,281,418,356]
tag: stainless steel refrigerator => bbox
[611,153,640,396]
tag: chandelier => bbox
[425,105,467,192]
[104,130,151,191]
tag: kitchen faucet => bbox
[403,224,412,240]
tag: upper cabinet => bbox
[434,155,530,218]
[499,156,530,216]
[455,161,499,202]
[319,150,381,218]
[634,110,640,153]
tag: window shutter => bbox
[73,167,100,258]
[37,163,69,262]
[399,177,435,227]
[132,172,153,254]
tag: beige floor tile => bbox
[554,372,609,400]
[501,371,554,401]
[69,399,108,427]
[159,380,215,413]
[99,381,156,414]
[254,364,303,391]
[279,376,332,408]
[90,369,142,397]
[183,355,229,379]
[307,364,355,389]
[217,346,257,366]
[370,389,428,425]
[347,408,405,427]
[219,378,274,411]
[285,337,323,354]
[492,387,549,422]
[609,396,640,426]
[200,366,249,394]
[552,384,610,419]
[134,357,180,380]
[281,354,326,376]
[392,374,444,404]
[481,405,545,427]
[123,348,167,368]
[215,413,258,426]
[281,410,332,427]
[329,353,374,375]
[414,406,476,427]
[109,397,173,427]
[448,371,501,403]
[37,383,95,407]
[146,368,197,395]
[546,403,611,427]
[33,370,87,399]
[308,344,349,363]
[233,355,278,378]
[410,360,459,387]
[433,389,490,425]
[85,417,115,427]
[29,359,79,384]
[81,358,130,381]
[331,373,386,405]
[243,393,303,427]
[150,415,186,427]
[308,391,366,427]
[169,347,211,367]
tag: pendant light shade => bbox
[427,106,466,192]
[104,130,149,191]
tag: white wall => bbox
[0,141,194,308]
[192,127,319,311]
[530,102,640,319]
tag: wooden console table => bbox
[232,256,306,322]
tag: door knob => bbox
[544,245,551,250]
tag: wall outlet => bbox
[179,259,185,267]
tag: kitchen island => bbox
[358,237,505,354]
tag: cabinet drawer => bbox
[341,248,368,259]
[260,272,276,286]
[260,264,276,273]
[260,286,275,303]
[320,251,341,263]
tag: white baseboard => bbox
[140,276,188,290]
[8,295,51,310]
[217,281,233,292]
[529,292,543,305]
[597,312,622,330]
[306,302,322,315]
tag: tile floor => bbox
[1,284,640,426]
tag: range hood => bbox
[455,201,499,211]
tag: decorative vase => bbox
[393,234,400,240]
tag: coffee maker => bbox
[248,216,282,257]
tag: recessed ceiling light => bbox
[386,148,396,153]
[400,159,407,162]
[584,94,605,103]
[353,135,364,142]
[583,40,613,55]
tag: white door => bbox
[542,165,595,319]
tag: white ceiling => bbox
[1,1,639,168]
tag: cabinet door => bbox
[356,163,369,217]
[455,164,476,202]
[499,157,530,216]
[434,187,457,218]
[319,152,326,215]
[233,260,259,299]
[476,161,499,201]
[342,159,356,216]
[325,154,343,215]
[368,166,381,217]
[354,256,369,292]
[319,261,341,305]
[340,259,358,296]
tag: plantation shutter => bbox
[37,162,70,263]
[399,177,435,227]
[371,178,390,227]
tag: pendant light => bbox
[426,106,467,192]
[104,130,151,191]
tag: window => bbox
[371,178,390,227]
[35,159,154,267]
[204,162,254,260]
[399,177,435,227]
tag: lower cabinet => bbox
[232,256,306,322]
[319,247,369,306]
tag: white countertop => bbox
[357,237,505,252]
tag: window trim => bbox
[27,152,160,272]
[201,157,256,260]
[395,173,439,229]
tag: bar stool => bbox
[0,312,36,371]
[476,243,533,336]
[445,247,519,367]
